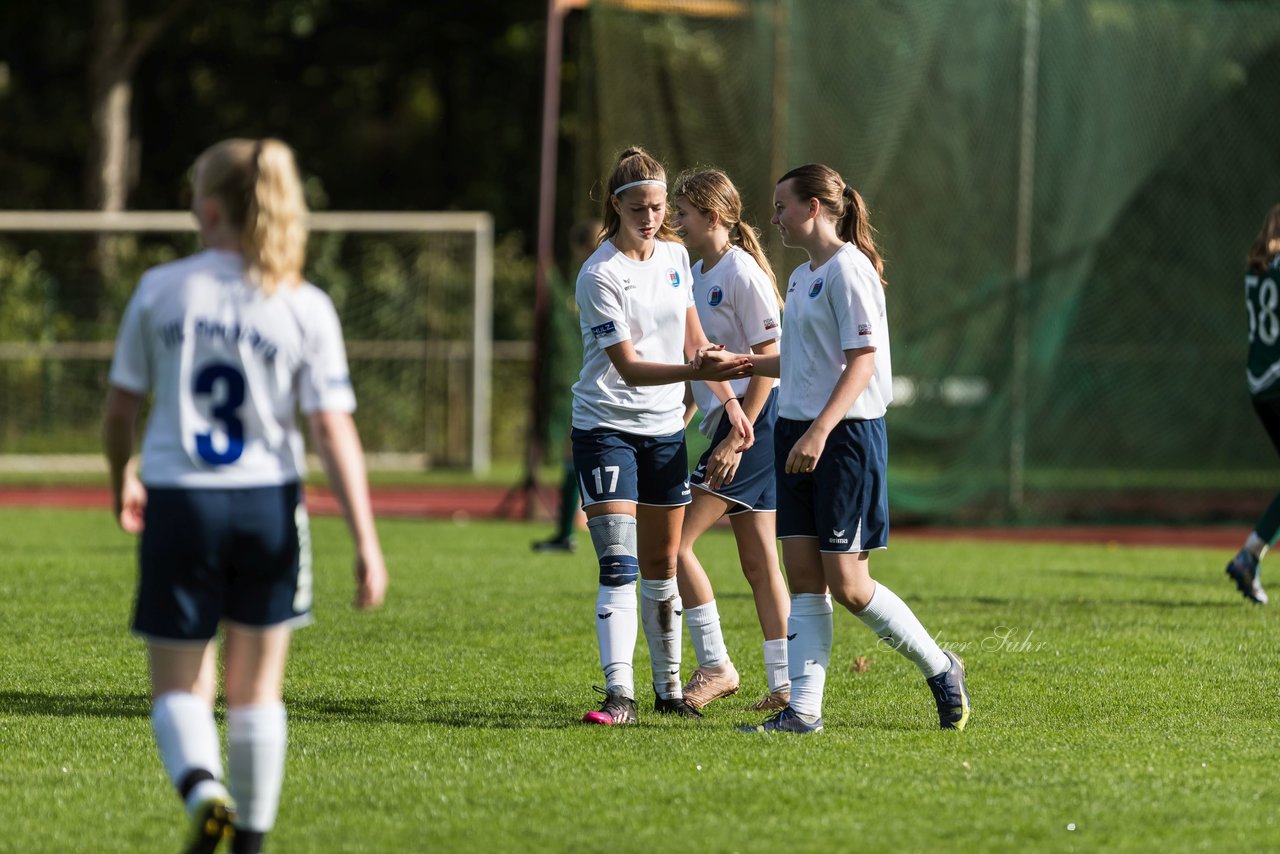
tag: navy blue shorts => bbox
[571,427,691,508]
[775,417,888,552]
[132,482,313,642]
[690,388,778,515]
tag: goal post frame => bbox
[0,210,495,474]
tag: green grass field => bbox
[2,507,1278,852]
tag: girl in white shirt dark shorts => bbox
[572,147,754,725]
[669,168,791,714]
[104,138,388,852]
[742,163,971,734]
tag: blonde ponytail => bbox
[192,137,309,294]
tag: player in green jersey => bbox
[1226,204,1280,605]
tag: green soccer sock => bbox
[1255,492,1280,549]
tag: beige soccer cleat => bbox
[681,661,740,709]
[748,690,790,712]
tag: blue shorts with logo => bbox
[571,427,691,508]
[132,482,313,642]
[775,416,888,553]
[690,387,778,515]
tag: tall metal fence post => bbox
[1010,0,1041,517]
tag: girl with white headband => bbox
[573,146,754,725]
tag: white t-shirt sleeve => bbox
[577,269,630,349]
[736,262,782,348]
[831,263,880,352]
[108,281,152,394]
[298,290,357,414]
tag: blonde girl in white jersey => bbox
[103,138,387,853]
[669,168,791,713]
[574,147,754,725]
[741,163,970,734]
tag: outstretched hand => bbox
[692,347,753,381]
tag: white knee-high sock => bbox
[787,593,833,718]
[640,577,683,699]
[589,514,639,699]
[685,600,728,669]
[151,692,227,815]
[762,637,790,695]
[854,582,950,678]
[596,582,638,698]
[227,703,287,833]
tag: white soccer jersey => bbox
[690,246,782,437]
[108,249,356,488]
[571,238,694,436]
[778,242,892,421]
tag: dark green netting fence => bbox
[573,0,1280,521]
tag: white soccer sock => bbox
[640,577,684,699]
[151,692,227,816]
[226,703,287,833]
[1246,531,1268,561]
[762,637,790,695]
[685,600,728,670]
[596,582,638,699]
[786,593,832,718]
[855,582,950,678]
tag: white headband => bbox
[613,179,667,196]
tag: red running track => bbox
[0,484,1243,549]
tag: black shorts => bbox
[1253,396,1280,457]
[132,482,313,642]
[775,417,889,553]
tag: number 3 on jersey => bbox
[194,362,246,465]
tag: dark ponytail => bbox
[778,163,886,287]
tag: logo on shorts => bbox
[707,286,723,306]
[591,321,617,339]
[830,527,849,545]
[667,268,681,287]
[809,278,824,298]
[858,323,873,336]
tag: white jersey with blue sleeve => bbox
[778,242,892,421]
[690,246,781,437]
[108,249,356,488]
[571,239,693,437]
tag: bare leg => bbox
[675,487,733,606]
[729,510,788,639]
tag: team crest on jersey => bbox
[808,278,824,298]
[667,269,681,287]
[707,286,723,306]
